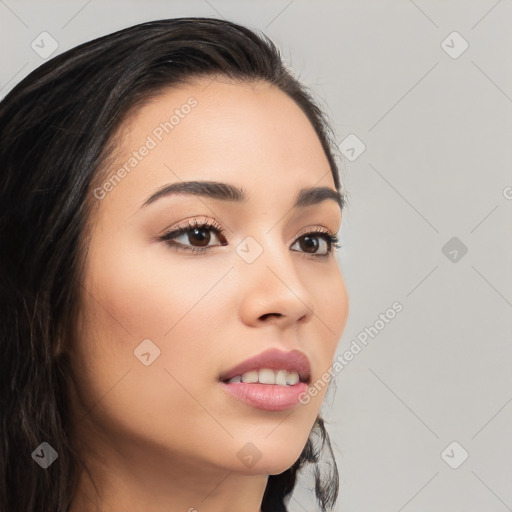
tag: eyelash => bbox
[159,218,342,258]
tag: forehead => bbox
[90,77,337,222]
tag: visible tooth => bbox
[286,372,299,385]
[241,370,259,383]
[234,369,301,385]
[275,370,289,386]
[258,368,276,384]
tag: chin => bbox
[234,441,307,476]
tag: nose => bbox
[237,240,316,330]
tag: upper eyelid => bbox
[163,218,226,239]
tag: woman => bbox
[0,17,349,512]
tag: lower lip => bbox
[220,381,309,411]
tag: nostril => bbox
[260,313,283,321]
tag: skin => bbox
[67,76,349,512]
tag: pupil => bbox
[302,235,318,253]
[190,228,210,247]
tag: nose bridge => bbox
[235,229,315,326]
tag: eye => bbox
[291,230,341,258]
[160,218,228,254]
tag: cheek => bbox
[308,263,349,347]
[84,235,231,338]
[309,266,349,405]
[78,236,234,390]
[329,269,349,337]
[72,241,236,448]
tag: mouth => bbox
[218,348,311,385]
[218,348,311,411]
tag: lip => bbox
[220,381,309,411]
[218,348,311,384]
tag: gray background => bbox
[1,1,511,510]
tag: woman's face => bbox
[69,76,349,482]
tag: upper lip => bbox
[219,348,311,384]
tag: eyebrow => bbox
[140,180,344,212]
